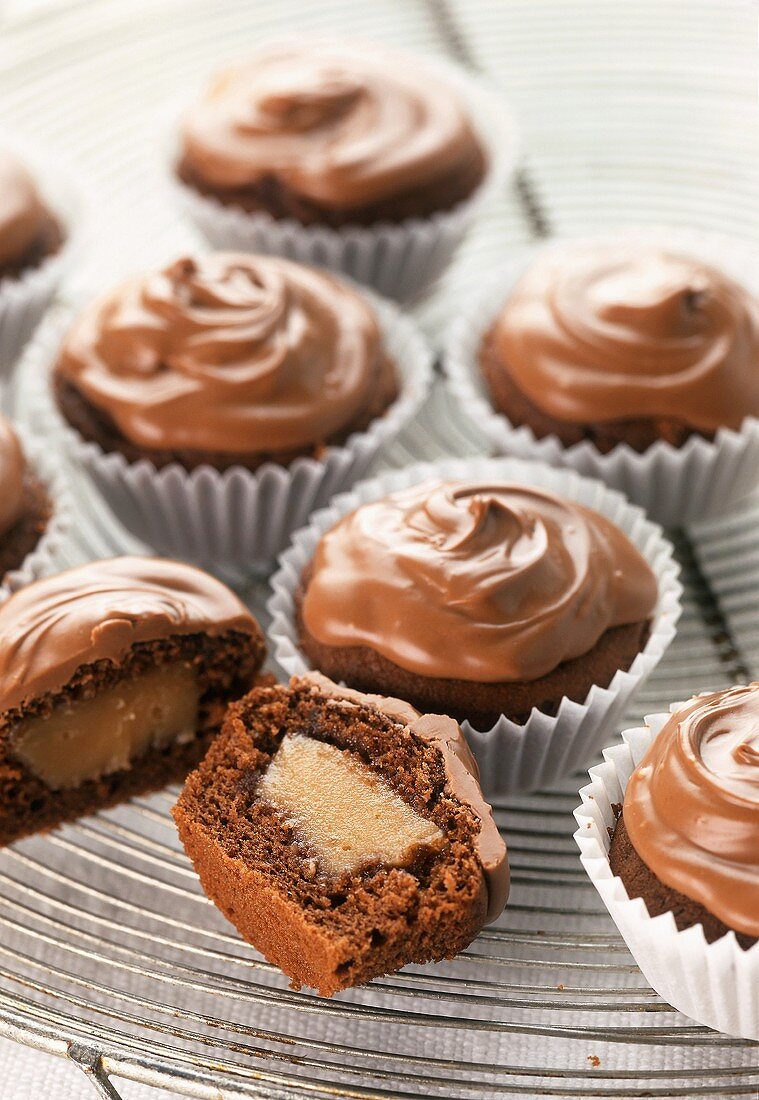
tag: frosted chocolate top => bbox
[55,254,385,455]
[489,245,759,431]
[179,42,483,209]
[624,683,759,939]
[301,480,658,683]
[0,556,262,712]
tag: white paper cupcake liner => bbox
[22,290,433,578]
[574,707,759,1040]
[443,227,759,527]
[167,54,519,302]
[0,425,74,602]
[267,455,682,797]
[0,134,87,377]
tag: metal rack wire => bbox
[2,0,759,1096]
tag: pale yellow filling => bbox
[13,664,201,790]
[259,733,445,876]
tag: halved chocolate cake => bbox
[174,672,508,996]
[0,556,265,844]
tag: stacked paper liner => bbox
[575,710,759,1040]
[444,227,759,527]
[268,455,682,797]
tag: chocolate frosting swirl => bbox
[298,671,508,922]
[0,414,27,539]
[624,683,759,939]
[179,42,483,208]
[55,254,384,454]
[491,245,759,432]
[0,150,51,269]
[0,556,262,713]
[301,480,658,682]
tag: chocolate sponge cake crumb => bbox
[174,676,508,996]
[0,630,264,845]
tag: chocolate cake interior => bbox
[0,629,263,844]
[174,682,491,996]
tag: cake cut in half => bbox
[173,672,508,996]
[0,556,265,844]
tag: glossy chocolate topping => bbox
[179,42,483,209]
[0,150,51,268]
[491,245,759,432]
[299,672,508,922]
[0,556,261,713]
[624,683,759,939]
[55,254,384,454]
[0,414,27,539]
[302,480,658,683]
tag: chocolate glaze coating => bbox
[298,582,649,727]
[610,813,756,950]
[480,325,705,454]
[299,480,657,685]
[480,245,759,445]
[177,42,486,225]
[54,254,398,469]
[0,556,262,712]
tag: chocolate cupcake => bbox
[54,252,398,472]
[0,149,63,282]
[0,556,266,843]
[36,252,429,570]
[478,244,759,453]
[296,479,659,728]
[177,42,486,228]
[171,41,515,300]
[445,232,759,525]
[174,671,508,996]
[576,686,759,1039]
[0,412,53,580]
[610,683,758,950]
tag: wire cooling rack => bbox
[2,0,759,1096]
